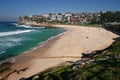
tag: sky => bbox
[0,0,120,21]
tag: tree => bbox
[100,11,120,23]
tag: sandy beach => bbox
[6,25,119,80]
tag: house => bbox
[42,13,50,18]
[50,13,64,21]
[64,13,73,23]
[56,13,64,21]
[50,14,57,20]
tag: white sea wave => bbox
[0,50,5,55]
[0,30,34,37]
[11,23,18,26]
[17,24,31,28]
[0,37,33,50]
[16,24,45,29]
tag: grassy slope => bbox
[27,39,120,80]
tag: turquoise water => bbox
[0,22,66,60]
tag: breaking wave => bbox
[12,23,45,29]
[0,30,34,37]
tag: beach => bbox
[5,25,119,80]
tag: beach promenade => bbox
[7,25,119,80]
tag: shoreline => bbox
[0,26,68,65]
[0,26,70,80]
[0,25,119,80]
[21,27,69,56]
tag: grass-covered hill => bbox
[25,38,120,80]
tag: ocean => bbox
[0,22,66,61]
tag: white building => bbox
[64,13,73,23]
[42,14,50,18]
[64,13,73,17]
[50,14,57,20]
[56,14,64,21]
[50,14,64,21]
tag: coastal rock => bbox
[59,61,74,66]
[32,75,39,80]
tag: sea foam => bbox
[0,57,15,65]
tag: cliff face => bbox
[18,15,51,26]
[18,16,52,27]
